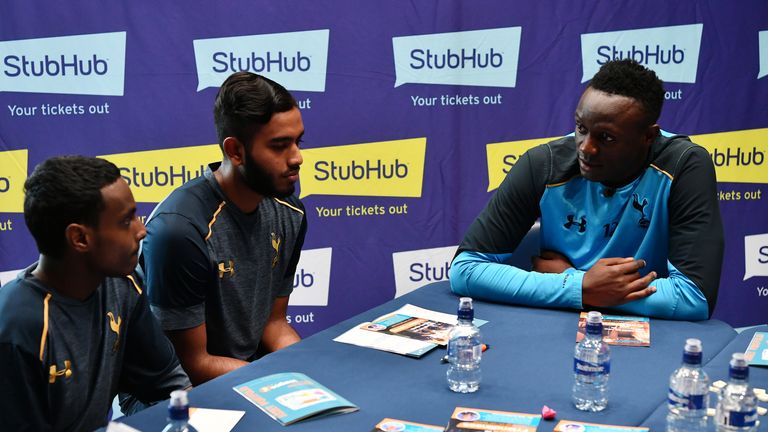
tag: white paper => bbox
[188,407,245,432]
[332,303,487,357]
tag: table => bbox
[118,281,739,431]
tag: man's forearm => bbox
[184,353,248,386]
[449,250,583,309]
[260,321,300,353]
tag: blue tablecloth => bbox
[641,325,768,431]
[118,281,738,431]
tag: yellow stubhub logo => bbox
[0,149,28,213]
[99,144,221,203]
[486,136,560,191]
[691,128,768,184]
[299,137,426,198]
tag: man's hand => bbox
[532,250,574,274]
[582,257,657,307]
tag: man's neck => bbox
[213,162,264,213]
[32,254,103,301]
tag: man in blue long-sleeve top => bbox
[450,59,724,320]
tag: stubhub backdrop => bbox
[0,1,766,333]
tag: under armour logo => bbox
[632,194,650,228]
[49,360,72,384]
[564,215,587,233]
[218,260,235,278]
[107,312,121,353]
[271,232,281,268]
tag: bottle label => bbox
[719,409,757,427]
[574,358,610,375]
[668,388,706,410]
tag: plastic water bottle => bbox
[161,390,199,432]
[667,338,709,431]
[715,353,757,431]
[573,311,610,411]
[446,297,482,393]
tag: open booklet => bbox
[553,420,649,431]
[445,407,541,432]
[371,418,444,431]
[745,331,768,366]
[334,304,488,358]
[233,372,358,425]
[576,312,650,346]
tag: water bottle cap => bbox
[169,390,189,408]
[586,311,602,324]
[458,297,473,310]
[729,353,749,380]
[684,338,702,353]
[730,353,747,368]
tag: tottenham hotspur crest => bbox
[271,232,281,268]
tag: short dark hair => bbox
[589,59,664,125]
[24,156,121,258]
[213,72,297,149]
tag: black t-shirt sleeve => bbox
[0,343,52,432]
[285,211,307,282]
[668,145,724,317]
[458,146,548,255]
[142,213,213,309]
[119,290,190,405]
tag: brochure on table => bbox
[445,407,541,432]
[233,372,358,425]
[371,418,444,431]
[745,332,768,366]
[334,304,488,358]
[553,420,649,431]
[576,312,650,347]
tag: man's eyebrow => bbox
[121,206,137,219]
[270,131,304,144]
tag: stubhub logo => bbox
[759,31,768,79]
[392,245,458,298]
[0,32,126,96]
[194,29,329,92]
[288,247,332,307]
[392,27,522,88]
[299,138,426,198]
[0,149,28,213]
[691,128,768,184]
[581,24,703,84]
[486,135,561,192]
[744,233,768,281]
[99,144,222,203]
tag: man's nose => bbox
[290,144,303,167]
[135,219,147,241]
[578,134,598,157]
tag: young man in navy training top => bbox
[450,59,724,320]
[140,71,307,384]
[0,156,190,431]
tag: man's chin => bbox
[276,185,296,198]
[579,168,601,182]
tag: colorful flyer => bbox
[445,407,541,431]
[334,304,487,358]
[233,372,358,425]
[363,313,454,345]
[744,331,768,366]
[554,420,649,431]
[371,418,444,431]
[576,312,650,346]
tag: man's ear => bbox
[65,223,92,253]
[645,124,661,146]
[222,137,246,167]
